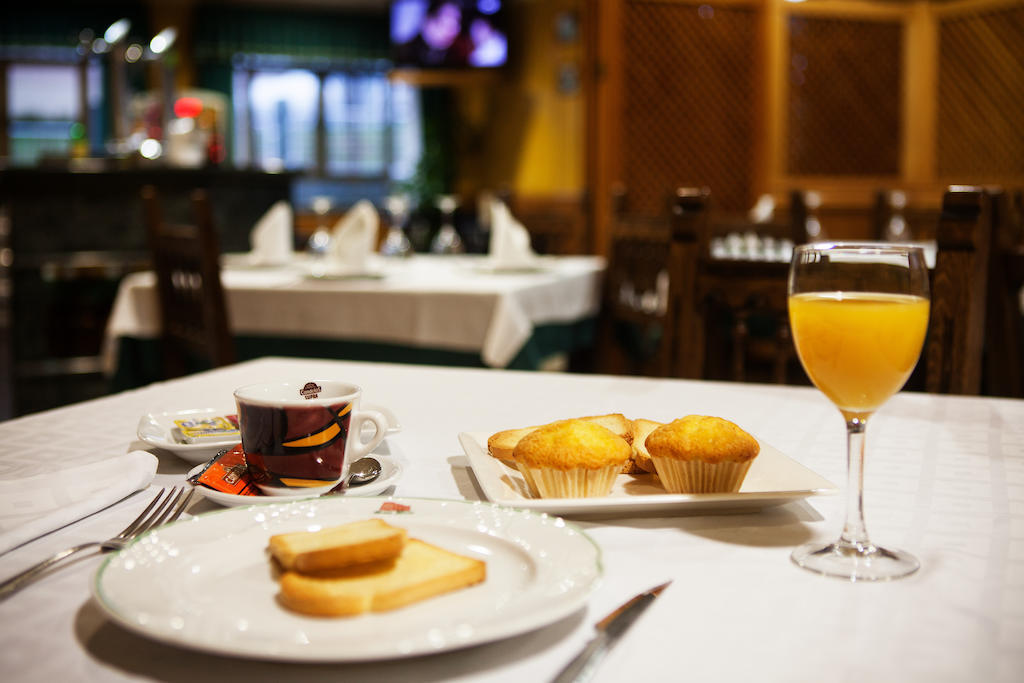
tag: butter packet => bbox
[189,445,260,496]
[173,415,239,443]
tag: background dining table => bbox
[103,254,605,389]
[0,356,1021,682]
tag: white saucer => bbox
[138,405,401,464]
[187,455,404,507]
[136,408,240,464]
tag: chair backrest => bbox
[675,195,797,384]
[599,189,685,377]
[983,187,1024,398]
[142,185,235,379]
[923,187,993,395]
[601,186,797,383]
[500,191,584,255]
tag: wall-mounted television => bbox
[391,0,508,69]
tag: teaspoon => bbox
[346,457,382,487]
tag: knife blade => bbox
[550,581,671,683]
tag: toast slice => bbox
[631,419,663,474]
[278,538,487,616]
[268,519,407,573]
[580,413,634,446]
[487,426,538,464]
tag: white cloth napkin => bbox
[0,451,158,555]
[249,200,294,266]
[488,199,538,269]
[748,193,776,223]
[328,200,380,272]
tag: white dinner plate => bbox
[92,497,601,662]
[187,454,404,507]
[138,406,402,464]
[459,431,838,516]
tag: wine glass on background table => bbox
[381,193,413,257]
[431,194,464,254]
[306,196,333,256]
[788,242,930,581]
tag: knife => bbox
[550,581,671,683]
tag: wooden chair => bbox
[674,191,798,385]
[598,188,687,377]
[601,186,798,383]
[922,187,993,395]
[142,185,235,379]
[499,191,585,255]
[983,188,1024,398]
[690,186,996,393]
[602,185,998,394]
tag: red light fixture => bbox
[174,96,203,118]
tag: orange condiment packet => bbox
[194,444,260,496]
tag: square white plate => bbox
[458,431,838,516]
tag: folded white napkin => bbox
[0,451,158,555]
[748,194,776,224]
[488,199,537,269]
[328,200,380,272]
[249,200,294,265]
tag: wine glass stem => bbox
[839,416,871,549]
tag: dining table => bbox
[102,253,606,389]
[0,356,1021,682]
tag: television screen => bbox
[391,0,508,69]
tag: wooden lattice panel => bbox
[787,15,902,176]
[623,2,757,214]
[937,4,1024,180]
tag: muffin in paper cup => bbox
[653,458,754,494]
[645,415,760,493]
[513,419,631,498]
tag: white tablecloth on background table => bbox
[1,357,1022,682]
[103,254,605,372]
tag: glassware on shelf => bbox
[787,242,930,581]
[381,194,413,258]
[431,194,464,255]
[306,196,333,256]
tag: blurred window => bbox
[233,63,421,182]
[245,69,319,171]
[6,60,102,165]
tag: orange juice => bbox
[789,291,929,416]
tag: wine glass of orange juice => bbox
[789,242,930,580]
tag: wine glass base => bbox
[791,540,919,582]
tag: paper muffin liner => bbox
[516,462,542,498]
[517,463,621,498]
[651,457,753,493]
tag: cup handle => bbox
[348,410,389,460]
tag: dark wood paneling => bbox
[937,4,1024,180]
[787,15,902,176]
[622,2,757,214]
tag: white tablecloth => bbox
[103,254,605,371]
[1,357,1022,682]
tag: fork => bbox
[0,486,194,601]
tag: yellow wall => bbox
[453,0,585,199]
